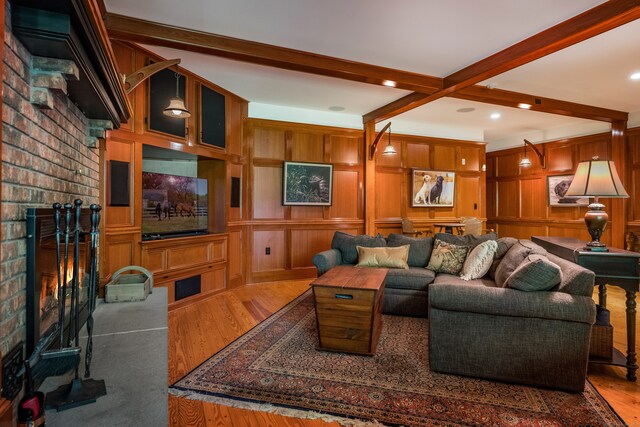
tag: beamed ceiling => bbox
[103,0,640,150]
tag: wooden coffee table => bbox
[310,265,387,355]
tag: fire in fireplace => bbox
[26,208,92,358]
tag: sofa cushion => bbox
[434,231,498,250]
[494,240,547,288]
[487,237,518,279]
[426,239,470,275]
[385,267,436,291]
[460,240,498,280]
[387,234,434,267]
[331,231,386,265]
[356,245,409,269]
[505,254,562,292]
[434,273,497,288]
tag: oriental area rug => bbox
[170,291,624,427]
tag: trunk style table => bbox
[310,266,387,355]
[532,236,639,382]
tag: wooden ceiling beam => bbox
[365,0,640,122]
[104,13,443,94]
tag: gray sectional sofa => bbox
[312,231,597,392]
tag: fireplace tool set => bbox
[18,200,105,423]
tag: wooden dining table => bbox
[434,223,465,235]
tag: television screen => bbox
[142,172,209,239]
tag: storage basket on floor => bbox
[589,324,613,359]
[105,266,153,302]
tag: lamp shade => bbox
[565,158,629,198]
[382,143,397,155]
[163,97,191,118]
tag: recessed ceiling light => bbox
[630,72,640,80]
[456,107,475,113]
[518,103,532,110]
[329,106,345,111]
[490,113,501,119]
[382,80,397,87]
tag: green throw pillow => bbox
[426,239,469,275]
[505,254,562,292]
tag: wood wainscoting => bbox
[487,132,626,246]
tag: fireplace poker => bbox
[71,199,83,348]
[84,204,101,378]
[52,203,63,346]
[62,202,72,347]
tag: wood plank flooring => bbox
[168,281,639,426]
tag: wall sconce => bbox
[369,122,397,160]
[518,139,546,168]
[163,72,191,119]
[564,156,629,251]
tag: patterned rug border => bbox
[170,289,627,427]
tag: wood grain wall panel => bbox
[106,240,135,276]
[496,180,519,218]
[111,41,136,132]
[329,170,360,219]
[405,143,429,169]
[486,156,495,178]
[627,132,640,224]
[253,166,285,219]
[432,145,456,170]
[291,206,324,219]
[105,136,135,227]
[227,229,243,282]
[459,146,480,171]
[253,230,286,272]
[578,138,609,162]
[548,205,582,220]
[253,127,286,159]
[456,175,481,218]
[290,229,334,269]
[520,178,546,219]
[226,96,245,156]
[496,223,546,240]
[496,152,520,177]
[547,145,575,172]
[330,135,360,165]
[486,181,496,218]
[631,169,640,223]
[291,132,324,162]
[375,172,403,219]
[228,163,243,221]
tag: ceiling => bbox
[104,0,640,151]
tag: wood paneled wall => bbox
[373,134,486,236]
[626,127,640,247]
[486,132,630,247]
[244,119,364,283]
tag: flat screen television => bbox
[142,172,209,240]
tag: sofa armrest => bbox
[429,283,595,325]
[313,249,343,276]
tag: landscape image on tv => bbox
[142,172,209,238]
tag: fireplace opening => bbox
[26,208,92,358]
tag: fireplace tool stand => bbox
[45,200,106,411]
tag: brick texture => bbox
[1,3,99,355]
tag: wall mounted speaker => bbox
[231,177,241,208]
[175,275,201,301]
[109,160,130,206]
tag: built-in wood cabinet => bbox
[141,234,227,308]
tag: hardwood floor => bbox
[168,281,639,426]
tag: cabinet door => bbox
[199,83,226,149]
[148,67,187,139]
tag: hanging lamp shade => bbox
[163,73,191,118]
[382,127,397,155]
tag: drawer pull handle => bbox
[335,294,353,300]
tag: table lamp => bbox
[564,156,629,251]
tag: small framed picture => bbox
[547,174,589,207]
[411,169,455,207]
[282,161,333,206]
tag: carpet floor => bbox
[170,290,624,427]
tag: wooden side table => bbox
[311,266,387,355]
[434,223,465,235]
[532,236,639,382]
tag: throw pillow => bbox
[386,234,434,267]
[487,237,518,279]
[460,240,498,280]
[331,231,386,264]
[505,254,562,292]
[356,245,410,269]
[434,232,498,251]
[494,240,547,288]
[426,239,469,275]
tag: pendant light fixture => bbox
[518,139,546,168]
[382,126,397,155]
[163,72,191,118]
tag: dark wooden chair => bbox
[401,218,423,237]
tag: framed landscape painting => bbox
[283,161,333,206]
[547,174,589,207]
[411,169,455,207]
